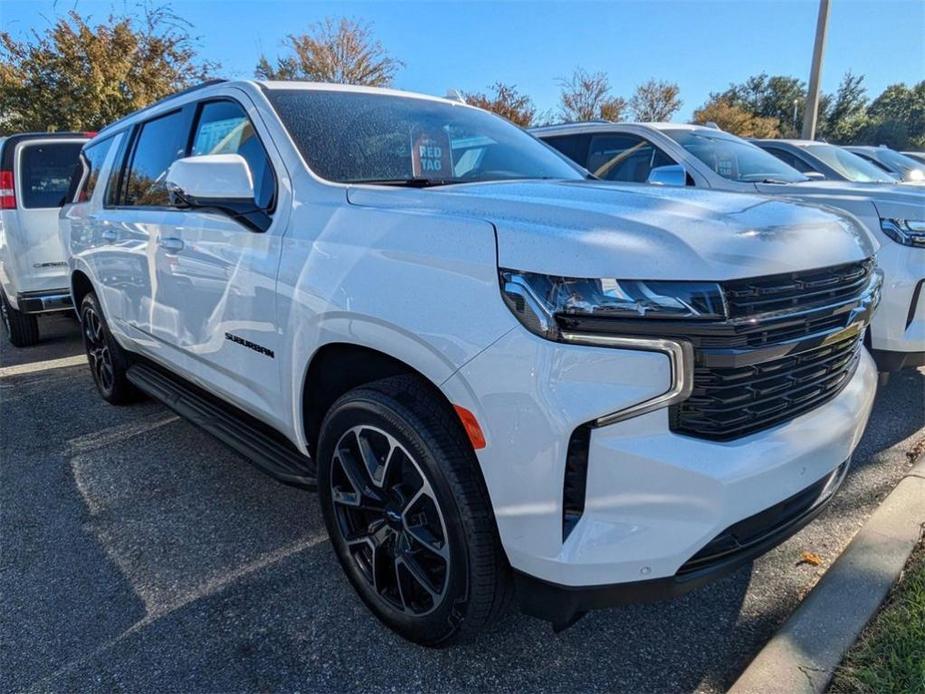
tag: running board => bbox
[126,362,316,489]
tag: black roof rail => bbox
[96,78,228,136]
[530,119,613,130]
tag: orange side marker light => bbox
[453,405,487,450]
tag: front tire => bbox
[0,290,39,347]
[79,292,137,404]
[317,375,511,646]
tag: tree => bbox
[0,6,216,134]
[462,82,535,126]
[629,79,682,122]
[558,67,627,122]
[717,73,806,136]
[692,97,780,138]
[256,18,402,86]
[822,71,868,143]
[862,81,925,149]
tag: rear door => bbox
[7,138,85,294]
[101,108,194,338]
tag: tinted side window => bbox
[588,134,674,182]
[192,100,275,209]
[542,134,592,168]
[72,138,115,203]
[764,147,814,173]
[123,110,189,206]
[19,142,84,208]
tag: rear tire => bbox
[0,290,39,347]
[79,292,138,405]
[317,374,512,646]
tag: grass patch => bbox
[829,539,925,694]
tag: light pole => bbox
[793,98,799,133]
[802,0,830,140]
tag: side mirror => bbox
[803,171,826,180]
[166,154,255,202]
[165,154,269,232]
[647,164,687,187]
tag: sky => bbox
[2,0,923,122]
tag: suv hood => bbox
[755,179,925,221]
[347,180,876,280]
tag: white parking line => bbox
[0,354,87,378]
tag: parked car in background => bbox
[900,151,925,166]
[0,132,91,346]
[533,122,925,372]
[63,80,880,644]
[845,145,925,184]
[752,139,899,184]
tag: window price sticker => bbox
[411,128,453,178]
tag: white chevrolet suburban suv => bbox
[534,123,924,373]
[63,80,881,645]
[0,132,90,346]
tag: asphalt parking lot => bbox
[2,314,923,694]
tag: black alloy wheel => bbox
[330,424,450,616]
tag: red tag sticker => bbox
[411,128,453,178]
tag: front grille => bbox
[670,260,876,441]
[673,334,863,440]
[723,260,873,318]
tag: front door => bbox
[148,95,289,424]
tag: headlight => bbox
[880,218,925,248]
[500,269,725,340]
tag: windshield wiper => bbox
[347,177,465,188]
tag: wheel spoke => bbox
[394,562,410,612]
[402,486,449,561]
[346,523,392,591]
[333,449,384,510]
[396,554,440,601]
[355,428,400,488]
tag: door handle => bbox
[101,229,117,242]
[158,237,184,253]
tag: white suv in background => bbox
[535,123,925,372]
[0,132,90,346]
[63,81,879,644]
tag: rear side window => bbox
[542,134,592,168]
[191,100,276,209]
[764,147,814,174]
[19,142,84,208]
[123,110,189,206]
[71,138,115,203]
[588,134,675,182]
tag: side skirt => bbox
[126,361,316,489]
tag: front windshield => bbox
[664,129,809,183]
[265,88,584,185]
[804,144,898,183]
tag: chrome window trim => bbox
[559,332,694,427]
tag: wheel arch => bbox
[300,341,458,460]
[70,269,94,310]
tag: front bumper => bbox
[442,330,877,592]
[867,242,924,364]
[515,459,848,626]
[16,289,72,314]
